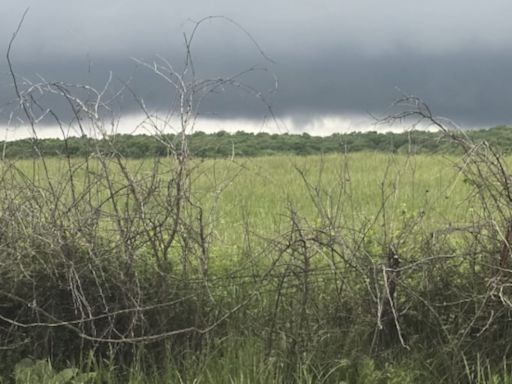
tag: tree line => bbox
[2,125,512,158]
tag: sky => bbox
[1,0,512,138]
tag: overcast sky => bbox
[1,0,512,137]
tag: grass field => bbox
[2,151,512,383]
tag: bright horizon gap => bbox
[0,113,472,142]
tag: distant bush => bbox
[2,126,512,159]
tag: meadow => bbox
[3,146,512,383]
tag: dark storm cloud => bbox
[273,48,512,127]
[1,0,512,128]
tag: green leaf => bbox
[50,368,78,383]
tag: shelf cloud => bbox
[1,0,512,135]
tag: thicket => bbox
[3,126,512,159]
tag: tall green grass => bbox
[2,152,512,383]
